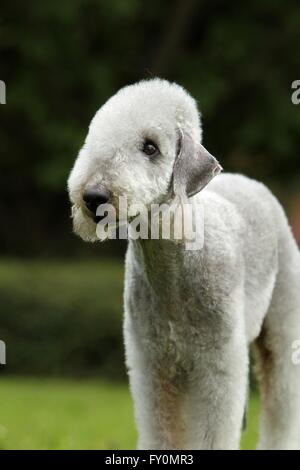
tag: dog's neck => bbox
[129,238,186,295]
[127,197,203,296]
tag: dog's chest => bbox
[125,242,230,378]
[126,270,219,377]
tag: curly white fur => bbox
[68,78,300,449]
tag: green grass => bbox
[0,378,260,449]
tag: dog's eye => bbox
[142,140,159,157]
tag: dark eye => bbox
[142,140,159,157]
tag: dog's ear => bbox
[173,130,222,198]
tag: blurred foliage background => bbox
[1,0,300,259]
[0,0,299,449]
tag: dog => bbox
[68,78,300,449]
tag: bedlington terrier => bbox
[68,78,300,450]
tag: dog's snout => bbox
[83,187,111,217]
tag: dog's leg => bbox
[183,331,249,449]
[127,326,248,449]
[127,349,248,450]
[255,223,300,449]
[125,320,188,450]
[128,366,188,449]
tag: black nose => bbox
[83,187,110,218]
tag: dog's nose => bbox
[83,187,110,217]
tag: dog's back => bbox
[202,172,300,448]
[195,173,279,342]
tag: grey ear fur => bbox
[173,129,222,198]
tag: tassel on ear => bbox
[168,129,222,250]
[173,129,222,199]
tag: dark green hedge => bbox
[0,260,126,380]
[0,259,259,389]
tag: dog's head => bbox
[68,79,221,241]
